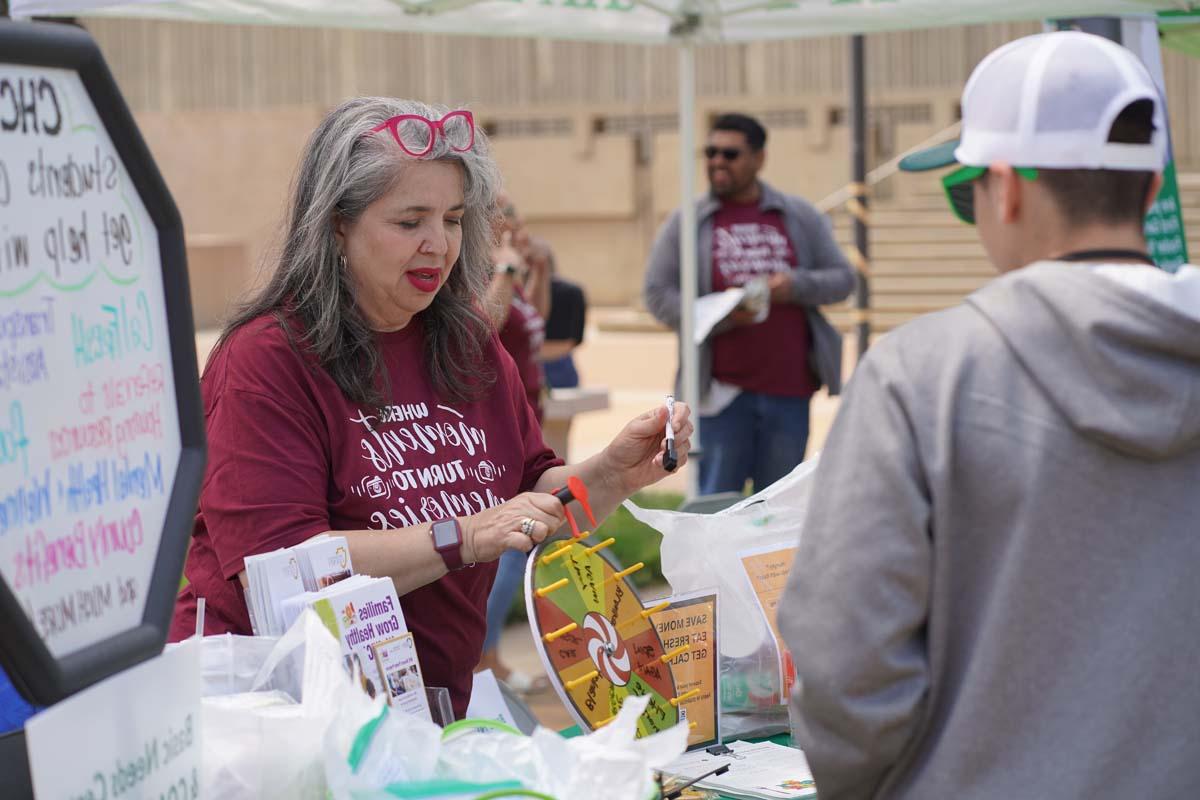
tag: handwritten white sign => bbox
[0,64,180,656]
[25,639,202,800]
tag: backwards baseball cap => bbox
[900,31,1167,223]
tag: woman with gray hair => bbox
[169,97,692,718]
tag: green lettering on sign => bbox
[1145,161,1190,272]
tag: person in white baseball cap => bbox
[901,30,1167,241]
[779,30,1200,800]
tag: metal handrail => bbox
[816,120,962,213]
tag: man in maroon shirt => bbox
[644,113,854,494]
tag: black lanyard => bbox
[1056,249,1156,267]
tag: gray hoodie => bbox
[780,261,1200,799]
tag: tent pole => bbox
[849,33,870,360]
[678,40,700,499]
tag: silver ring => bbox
[520,517,536,537]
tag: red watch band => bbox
[431,518,466,571]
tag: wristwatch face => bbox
[431,519,460,550]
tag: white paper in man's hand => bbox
[694,288,746,345]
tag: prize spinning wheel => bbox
[525,535,681,737]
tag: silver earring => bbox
[339,253,347,270]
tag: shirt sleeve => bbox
[787,202,856,307]
[201,356,334,580]
[643,210,684,330]
[778,353,932,799]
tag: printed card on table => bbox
[372,631,432,721]
[644,589,720,750]
[738,544,798,699]
[301,575,408,700]
[295,534,354,590]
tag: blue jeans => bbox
[483,547,527,653]
[543,355,579,389]
[698,391,811,495]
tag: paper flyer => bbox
[664,740,816,799]
[306,576,408,700]
[372,632,433,721]
[693,288,745,345]
[294,535,354,590]
[244,548,306,636]
[738,545,798,699]
[644,590,720,750]
[466,668,518,729]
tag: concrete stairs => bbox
[598,171,1200,337]
[826,170,1200,334]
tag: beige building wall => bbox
[78,17,1200,323]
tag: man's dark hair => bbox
[711,113,767,151]
[1037,100,1158,227]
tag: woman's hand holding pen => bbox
[598,401,693,496]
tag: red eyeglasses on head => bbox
[366,110,475,158]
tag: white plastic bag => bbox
[188,610,380,799]
[326,695,687,800]
[624,457,818,739]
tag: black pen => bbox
[663,395,678,472]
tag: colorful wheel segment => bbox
[525,536,679,738]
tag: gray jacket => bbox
[642,181,855,398]
[780,261,1200,799]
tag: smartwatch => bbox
[431,518,469,571]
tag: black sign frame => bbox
[0,19,205,705]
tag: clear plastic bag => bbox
[325,695,687,800]
[177,611,380,800]
[191,631,280,697]
[623,458,818,740]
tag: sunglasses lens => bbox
[704,146,741,161]
[946,182,975,225]
[395,117,434,156]
[441,112,474,151]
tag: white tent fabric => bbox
[9,0,1193,43]
[13,0,1194,495]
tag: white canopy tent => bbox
[9,0,1193,42]
[12,0,1194,494]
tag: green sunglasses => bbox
[941,165,1039,225]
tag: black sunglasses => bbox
[704,145,744,161]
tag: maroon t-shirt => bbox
[498,284,546,421]
[169,314,562,717]
[710,202,816,398]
